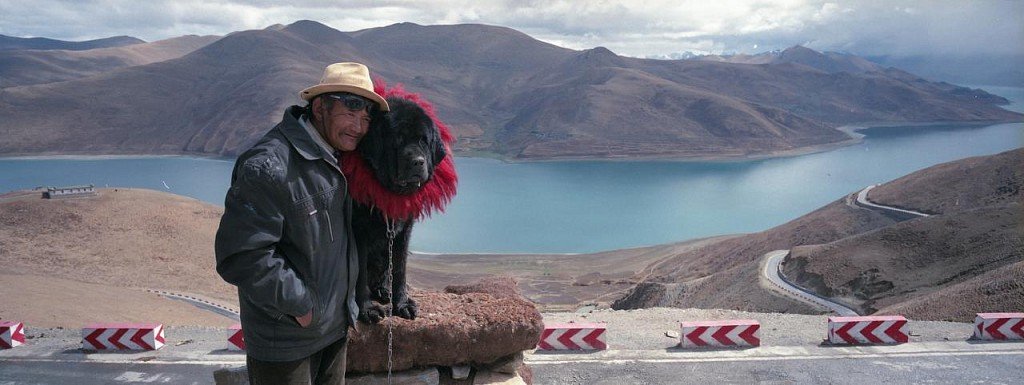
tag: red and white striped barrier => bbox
[82,323,165,350]
[227,324,245,351]
[680,319,760,348]
[538,322,607,350]
[1,321,25,349]
[974,313,1024,341]
[828,315,908,344]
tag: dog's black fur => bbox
[353,96,447,323]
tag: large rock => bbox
[347,277,542,373]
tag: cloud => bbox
[0,0,1020,58]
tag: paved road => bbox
[766,183,932,316]
[855,184,930,218]
[761,250,859,316]
[4,340,1023,384]
[530,342,1024,384]
[0,360,237,385]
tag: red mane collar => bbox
[340,81,458,221]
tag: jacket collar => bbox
[280,106,326,161]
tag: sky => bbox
[1,0,1021,59]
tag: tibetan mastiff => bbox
[350,95,450,323]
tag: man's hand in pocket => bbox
[295,310,313,327]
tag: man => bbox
[215,62,390,385]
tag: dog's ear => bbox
[427,119,447,166]
[358,108,389,170]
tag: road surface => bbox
[3,338,1022,384]
[762,250,859,316]
[855,184,930,218]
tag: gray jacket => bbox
[215,106,359,361]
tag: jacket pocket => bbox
[289,190,339,255]
[290,199,322,255]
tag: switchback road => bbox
[855,184,930,218]
[762,250,859,316]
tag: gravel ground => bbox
[541,308,976,349]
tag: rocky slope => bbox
[615,149,1023,321]
[785,204,1021,315]
[782,149,1023,320]
[610,194,896,312]
[0,21,1019,159]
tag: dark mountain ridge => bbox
[0,34,144,51]
[0,35,220,88]
[697,45,883,75]
[0,21,1019,159]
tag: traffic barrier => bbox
[227,323,245,351]
[538,322,606,350]
[973,313,1024,341]
[680,319,760,348]
[1,321,25,349]
[828,315,907,344]
[82,323,165,350]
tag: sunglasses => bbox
[324,93,375,112]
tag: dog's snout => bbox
[412,156,426,167]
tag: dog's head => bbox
[359,96,447,195]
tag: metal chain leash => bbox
[385,216,397,385]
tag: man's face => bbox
[313,95,372,152]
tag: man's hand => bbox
[295,310,313,327]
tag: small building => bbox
[43,184,97,199]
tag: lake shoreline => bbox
[482,119,1020,163]
[0,153,236,162]
[1,120,1016,163]
[3,119,1021,254]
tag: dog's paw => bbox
[394,298,418,320]
[357,302,387,324]
[372,287,392,304]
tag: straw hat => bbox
[299,62,390,112]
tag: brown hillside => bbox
[494,55,848,159]
[0,187,696,323]
[0,21,1019,159]
[649,60,1019,124]
[0,34,143,51]
[0,35,220,88]
[868,148,1024,214]
[701,45,885,75]
[0,188,234,302]
[877,260,1023,322]
[0,22,372,156]
[771,150,1024,321]
[613,196,897,313]
[619,150,1024,320]
[784,203,1023,318]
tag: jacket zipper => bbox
[325,212,334,243]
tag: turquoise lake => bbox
[2,87,1022,254]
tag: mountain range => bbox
[0,34,143,51]
[0,20,1020,159]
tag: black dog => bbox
[352,96,447,323]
